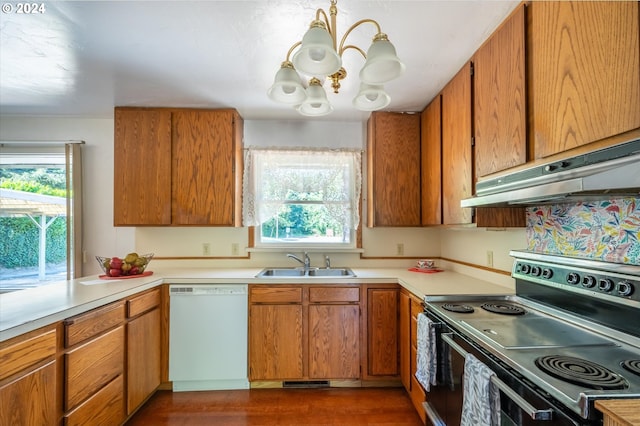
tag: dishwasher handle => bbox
[441,333,554,421]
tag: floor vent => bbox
[283,380,330,388]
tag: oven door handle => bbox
[442,333,554,421]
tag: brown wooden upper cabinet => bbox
[420,95,442,226]
[114,107,243,226]
[474,4,526,178]
[367,112,421,227]
[442,63,473,225]
[529,1,640,159]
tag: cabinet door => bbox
[172,110,241,225]
[249,305,303,380]
[442,63,473,225]
[0,361,56,426]
[421,96,442,225]
[474,4,526,177]
[65,375,124,426]
[366,288,399,377]
[367,112,421,227]
[308,304,360,379]
[127,308,161,414]
[530,1,640,158]
[114,108,172,226]
[399,291,411,391]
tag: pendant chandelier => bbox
[267,0,405,117]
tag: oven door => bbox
[424,324,585,426]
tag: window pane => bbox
[0,152,68,293]
[261,203,352,244]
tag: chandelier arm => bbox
[340,45,367,60]
[285,41,302,62]
[338,19,382,56]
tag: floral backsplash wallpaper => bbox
[526,198,640,265]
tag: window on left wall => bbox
[0,142,83,293]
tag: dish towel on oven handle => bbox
[461,353,501,426]
[415,313,437,391]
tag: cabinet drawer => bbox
[127,288,160,318]
[250,287,302,304]
[65,326,124,411]
[309,287,360,303]
[0,327,56,381]
[64,374,124,426]
[65,302,125,347]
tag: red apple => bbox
[130,266,140,275]
[109,268,122,277]
[109,256,123,269]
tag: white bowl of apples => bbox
[96,253,153,278]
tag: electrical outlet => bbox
[231,243,239,256]
[396,243,404,256]
[486,250,494,267]
[202,243,211,256]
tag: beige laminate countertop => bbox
[0,267,513,342]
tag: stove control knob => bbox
[617,281,635,297]
[582,275,596,288]
[520,264,531,274]
[567,273,580,285]
[598,278,614,292]
[531,266,542,277]
[541,268,553,279]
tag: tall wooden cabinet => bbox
[474,4,527,178]
[442,63,473,225]
[529,1,640,159]
[367,112,422,227]
[114,107,243,226]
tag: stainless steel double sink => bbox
[256,267,356,278]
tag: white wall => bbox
[1,115,523,277]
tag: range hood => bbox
[461,138,640,207]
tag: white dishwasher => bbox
[169,284,249,391]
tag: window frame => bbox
[243,148,362,250]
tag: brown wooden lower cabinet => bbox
[127,299,161,414]
[249,284,399,383]
[366,286,399,379]
[249,303,304,380]
[400,288,427,423]
[0,360,57,426]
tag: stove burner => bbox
[442,303,474,313]
[621,359,640,377]
[535,355,629,390]
[480,303,526,315]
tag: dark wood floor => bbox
[126,387,424,425]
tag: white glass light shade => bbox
[297,79,333,116]
[267,63,307,104]
[352,83,390,111]
[359,38,405,84]
[292,22,342,76]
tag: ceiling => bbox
[0,0,519,122]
